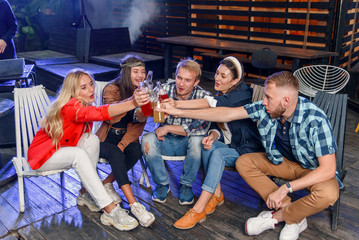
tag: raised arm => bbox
[172,98,210,109]
[102,84,126,123]
[107,96,138,117]
[159,102,249,122]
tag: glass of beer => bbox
[153,101,165,123]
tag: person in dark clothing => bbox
[0,0,17,60]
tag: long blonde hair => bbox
[42,69,95,146]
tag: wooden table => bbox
[157,36,339,79]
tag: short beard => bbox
[270,104,286,119]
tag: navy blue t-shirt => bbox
[274,117,296,162]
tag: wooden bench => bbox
[35,63,119,92]
[17,27,82,65]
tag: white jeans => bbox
[37,133,113,209]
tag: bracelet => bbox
[286,182,293,193]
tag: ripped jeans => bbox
[141,132,203,187]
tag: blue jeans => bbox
[141,132,203,186]
[201,141,240,194]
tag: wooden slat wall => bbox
[133,2,168,56]
[109,0,357,70]
[188,0,335,51]
[134,1,190,67]
[158,1,190,64]
[337,0,359,70]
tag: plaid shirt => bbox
[244,96,337,169]
[161,81,211,136]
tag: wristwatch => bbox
[286,182,293,193]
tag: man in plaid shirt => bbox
[159,71,339,239]
[141,58,211,205]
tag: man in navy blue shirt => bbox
[0,0,17,60]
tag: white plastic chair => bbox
[94,81,151,188]
[12,85,69,212]
[293,65,350,98]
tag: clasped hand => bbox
[266,185,289,210]
[202,133,218,150]
[156,102,182,118]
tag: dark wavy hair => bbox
[111,54,145,99]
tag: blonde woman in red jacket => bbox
[28,68,143,231]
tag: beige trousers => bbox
[236,152,339,224]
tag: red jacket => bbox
[28,98,112,170]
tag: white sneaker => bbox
[245,211,278,235]
[279,218,307,240]
[104,182,122,204]
[130,202,155,227]
[77,192,101,212]
[100,205,138,231]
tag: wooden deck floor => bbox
[1,92,359,239]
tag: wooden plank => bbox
[77,207,139,240]
[0,180,57,225]
[131,185,228,239]
[191,13,330,24]
[157,191,251,239]
[65,164,190,239]
[18,165,139,239]
[0,234,18,240]
[0,217,9,238]
[27,174,77,210]
[17,225,45,240]
[30,207,119,240]
[75,164,191,239]
[17,50,79,65]
[98,162,235,239]
[0,191,29,231]
[35,63,119,91]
